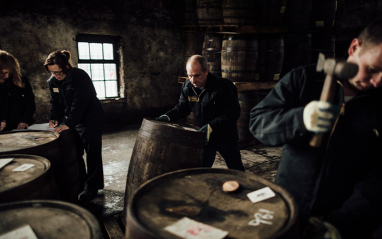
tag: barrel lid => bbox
[0,200,101,239]
[0,131,59,153]
[127,168,298,239]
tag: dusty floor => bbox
[79,124,283,220]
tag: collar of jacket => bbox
[50,67,74,85]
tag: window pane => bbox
[105,80,118,98]
[78,63,91,77]
[78,42,90,59]
[103,43,114,60]
[93,81,106,99]
[90,43,103,59]
[91,63,104,80]
[104,64,117,80]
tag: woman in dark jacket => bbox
[44,50,104,201]
[0,50,35,131]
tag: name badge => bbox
[188,96,197,102]
[53,88,59,93]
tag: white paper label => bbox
[0,158,13,170]
[0,225,38,239]
[164,217,228,239]
[247,187,276,203]
[12,164,35,172]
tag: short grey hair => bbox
[186,55,208,72]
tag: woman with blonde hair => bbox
[0,50,36,131]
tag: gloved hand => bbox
[198,124,212,145]
[303,217,342,239]
[155,115,170,122]
[303,101,339,133]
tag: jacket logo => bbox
[188,96,198,102]
[53,88,59,93]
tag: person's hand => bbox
[0,120,6,131]
[49,120,58,128]
[17,122,29,129]
[155,115,170,122]
[54,124,69,132]
[303,101,339,133]
[198,124,212,145]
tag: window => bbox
[76,34,121,100]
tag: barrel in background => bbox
[237,90,270,147]
[197,0,223,26]
[184,31,205,75]
[124,118,205,216]
[255,0,287,26]
[222,0,256,25]
[221,35,258,82]
[283,0,312,32]
[281,33,312,77]
[126,168,299,239]
[255,34,284,81]
[184,0,198,25]
[0,200,101,239]
[310,0,337,30]
[0,130,85,202]
[0,154,60,203]
[202,33,222,77]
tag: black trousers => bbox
[76,117,104,191]
[203,139,245,171]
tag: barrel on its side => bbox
[0,200,101,239]
[222,0,256,25]
[124,119,205,214]
[126,168,299,239]
[197,0,223,25]
[0,130,85,202]
[0,154,60,203]
[221,35,258,82]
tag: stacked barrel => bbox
[182,0,339,147]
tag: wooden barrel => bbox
[184,31,205,75]
[184,0,198,25]
[202,33,222,77]
[221,35,258,82]
[281,33,312,77]
[197,0,223,25]
[255,35,284,81]
[124,118,205,215]
[126,168,299,239]
[222,0,256,25]
[256,0,287,26]
[186,111,198,126]
[310,0,337,30]
[0,130,85,202]
[310,32,335,64]
[237,90,270,147]
[283,0,312,32]
[0,154,60,203]
[0,200,101,239]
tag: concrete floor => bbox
[80,124,283,220]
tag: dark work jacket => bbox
[166,73,240,144]
[0,76,35,130]
[249,65,382,238]
[48,67,103,129]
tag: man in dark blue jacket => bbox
[250,21,382,238]
[157,55,244,171]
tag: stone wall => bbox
[0,0,185,127]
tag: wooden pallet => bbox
[100,214,126,239]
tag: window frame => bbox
[76,34,122,100]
